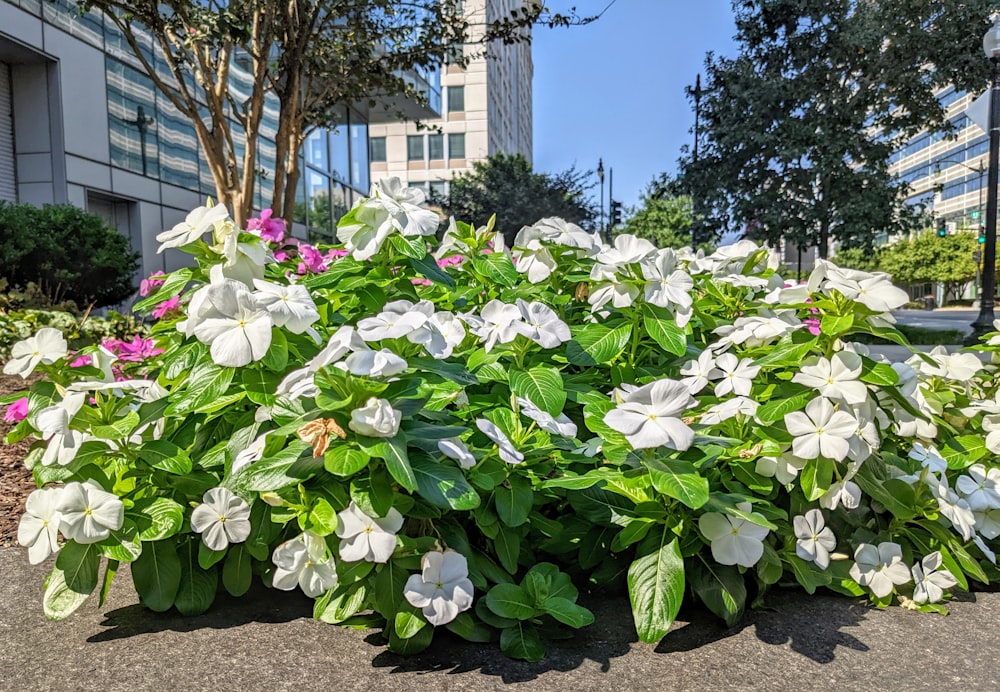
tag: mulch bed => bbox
[0,374,36,546]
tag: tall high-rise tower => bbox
[367,0,533,200]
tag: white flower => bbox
[973,507,1000,540]
[407,311,467,359]
[252,280,320,335]
[516,217,599,254]
[517,397,578,438]
[337,177,439,260]
[594,233,657,267]
[231,433,269,476]
[36,391,88,467]
[335,501,403,563]
[57,480,124,545]
[755,453,805,484]
[956,464,1000,511]
[712,353,760,397]
[216,232,269,286]
[794,509,836,570]
[344,349,408,378]
[309,325,370,369]
[604,379,696,450]
[513,299,571,348]
[849,542,911,598]
[476,418,524,464]
[357,305,428,341]
[271,531,339,597]
[823,269,909,313]
[908,442,948,475]
[464,300,522,352]
[348,397,401,438]
[190,487,252,551]
[191,278,273,367]
[700,396,759,425]
[641,248,694,309]
[820,479,861,511]
[438,438,476,469]
[908,347,983,381]
[783,398,857,461]
[512,233,558,283]
[3,328,68,378]
[156,203,230,252]
[911,552,958,604]
[588,264,640,312]
[932,479,976,542]
[679,350,719,394]
[18,487,63,564]
[403,550,475,626]
[698,502,770,567]
[792,352,867,405]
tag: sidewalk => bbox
[1,547,998,691]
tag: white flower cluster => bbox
[18,481,124,564]
[337,177,440,260]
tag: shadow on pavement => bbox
[87,583,314,642]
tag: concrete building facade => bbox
[367,0,533,200]
[0,0,438,282]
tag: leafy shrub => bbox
[0,307,145,360]
[0,202,140,308]
[6,181,1000,661]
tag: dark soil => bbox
[0,374,36,546]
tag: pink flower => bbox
[246,209,287,244]
[69,354,92,368]
[140,271,167,297]
[328,249,349,259]
[296,243,331,274]
[437,255,463,268]
[152,295,181,319]
[412,278,432,286]
[104,335,163,363]
[803,317,821,336]
[273,251,290,263]
[4,397,28,423]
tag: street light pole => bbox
[598,158,605,239]
[969,16,1000,343]
[690,73,703,247]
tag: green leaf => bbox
[131,539,181,612]
[55,541,100,595]
[319,582,368,624]
[394,608,428,639]
[324,446,371,477]
[409,253,456,288]
[495,475,533,527]
[367,435,416,492]
[305,496,338,535]
[43,564,92,620]
[788,555,832,594]
[229,441,321,493]
[485,583,535,620]
[373,562,410,619]
[860,361,899,386]
[411,455,481,510]
[820,313,853,336]
[800,457,834,502]
[644,458,709,509]
[198,540,227,570]
[91,410,140,441]
[222,545,253,597]
[754,337,818,367]
[241,368,282,406]
[473,253,519,287]
[262,329,289,372]
[98,559,119,607]
[500,622,546,662]
[941,435,988,468]
[176,541,218,616]
[390,231,427,259]
[539,596,595,628]
[387,620,434,654]
[494,524,521,574]
[131,497,185,541]
[642,307,686,356]
[566,324,632,365]
[137,440,193,475]
[690,561,746,627]
[133,267,193,312]
[509,366,566,416]
[755,390,813,425]
[406,356,478,385]
[170,362,234,416]
[628,532,685,643]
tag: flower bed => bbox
[5,179,1000,660]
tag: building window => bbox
[444,43,463,66]
[407,135,424,161]
[428,134,444,160]
[447,85,465,112]
[429,180,447,200]
[448,133,465,159]
[370,136,387,163]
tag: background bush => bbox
[0,202,140,308]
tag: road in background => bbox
[891,309,978,337]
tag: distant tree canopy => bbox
[619,177,695,250]
[880,231,983,304]
[681,0,996,255]
[442,153,598,246]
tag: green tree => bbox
[0,202,140,308]
[443,153,597,245]
[829,245,885,274]
[682,0,995,254]
[880,231,980,304]
[81,1,590,227]
[620,182,694,249]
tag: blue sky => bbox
[532,0,738,212]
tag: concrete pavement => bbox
[1,547,999,691]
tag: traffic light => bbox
[610,200,623,227]
[980,226,987,244]
[937,220,947,237]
